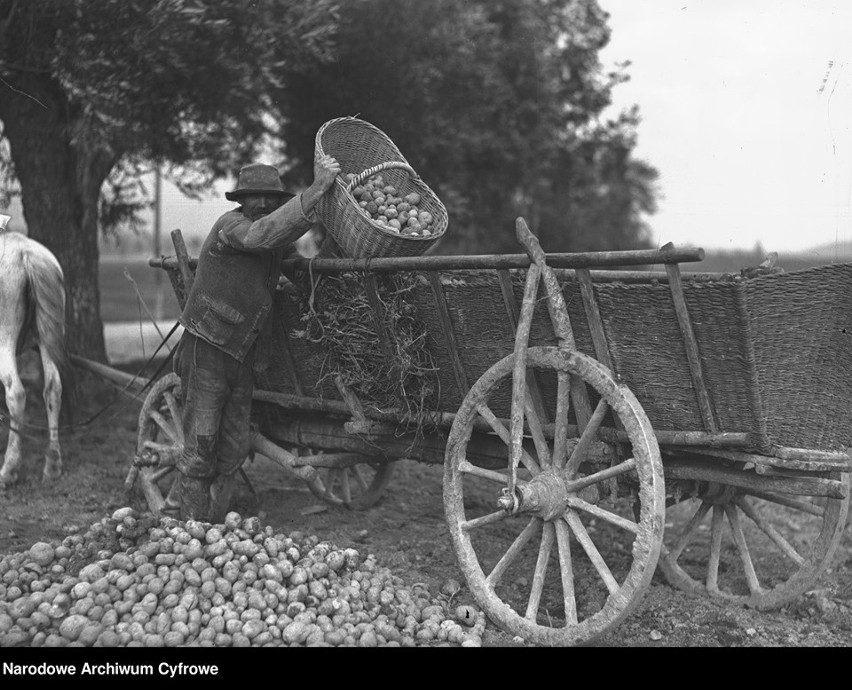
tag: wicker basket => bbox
[314,117,448,258]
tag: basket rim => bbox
[315,116,401,158]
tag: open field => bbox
[100,258,182,324]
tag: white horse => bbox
[0,229,75,488]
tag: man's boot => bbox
[209,472,237,524]
[179,475,211,521]
[162,474,183,519]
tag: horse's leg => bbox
[0,348,26,488]
[39,348,63,481]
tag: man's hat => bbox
[225,164,295,201]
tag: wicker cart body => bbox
[140,221,851,646]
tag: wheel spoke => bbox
[554,519,577,625]
[162,391,184,444]
[706,505,725,593]
[565,458,636,493]
[324,470,339,500]
[462,509,509,532]
[563,511,619,595]
[667,501,712,561]
[525,522,555,621]
[341,467,352,504]
[485,518,542,588]
[565,496,640,534]
[564,398,609,476]
[724,503,763,595]
[352,465,370,493]
[149,409,178,443]
[735,496,806,566]
[476,403,541,475]
[745,490,825,517]
[552,371,571,470]
[458,460,526,486]
[524,396,551,468]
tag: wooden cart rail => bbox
[151,244,706,273]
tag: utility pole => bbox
[153,164,164,320]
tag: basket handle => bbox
[346,161,419,193]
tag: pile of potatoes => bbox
[0,508,486,647]
[345,172,436,237]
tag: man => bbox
[166,154,341,521]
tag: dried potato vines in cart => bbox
[294,270,442,447]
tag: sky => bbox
[598,0,852,256]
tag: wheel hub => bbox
[698,481,738,505]
[499,469,572,521]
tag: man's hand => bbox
[313,154,341,194]
[301,155,341,220]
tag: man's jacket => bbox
[180,195,313,363]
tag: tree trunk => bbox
[0,72,111,362]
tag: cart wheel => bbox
[307,453,394,510]
[659,472,850,609]
[444,347,665,646]
[131,373,184,515]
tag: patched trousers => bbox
[174,331,256,480]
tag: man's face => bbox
[241,194,285,221]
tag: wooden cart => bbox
[130,219,851,646]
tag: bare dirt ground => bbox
[1,373,851,649]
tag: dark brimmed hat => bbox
[225,163,295,201]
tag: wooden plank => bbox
[665,459,848,499]
[334,376,367,422]
[575,268,613,370]
[665,445,851,473]
[497,268,549,425]
[164,267,188,310]
[253,387,753,449]
[274,320,305,396]
[427,271,470,395]
[170,229,195,296]
[278,245,706,274]
[509,263,542,487]
[514,219,593,430]
[363,273,397,365]
[665,262,718,432]
[157,255,734,285]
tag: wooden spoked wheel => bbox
[133,373,184,515]
[444,347,666,646]
[659,472,850,609]
[307,455,394,510]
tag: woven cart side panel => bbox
[747,264,852,451]
[409,269,606,420]
[408,271,519,415]
[680,281,764,437]
[591,282,706,432]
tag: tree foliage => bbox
[0,0,338,357]
[275,0,659,254]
